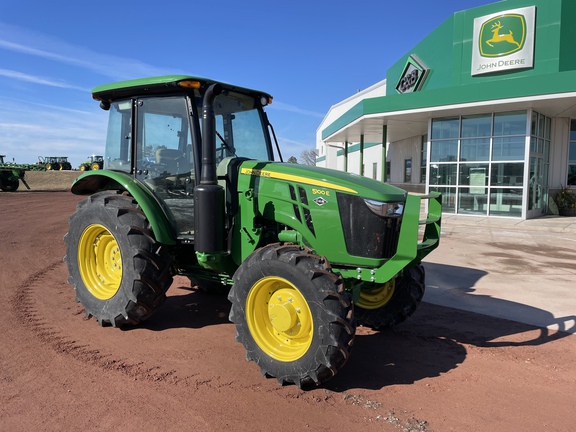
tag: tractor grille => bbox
[337,194,402,259]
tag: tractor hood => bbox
[237,160,408,202]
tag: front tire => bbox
[228,244,355,388]
[64,191,173,327]
[354,264,425,329]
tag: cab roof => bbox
[91,75,273,102]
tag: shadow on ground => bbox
[424,262,576,335]
[136,269,573,391]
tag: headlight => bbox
[363,199,404,217]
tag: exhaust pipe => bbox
[194,83,225,254]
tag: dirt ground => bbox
[18,170,81,191]
[1,184,575,431]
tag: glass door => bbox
[527,155,546,217]
[527,112,550,218]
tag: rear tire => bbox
[0,177,19,192]
[354,264,425,329]
[228,244,355,388]
[64,191,173,327]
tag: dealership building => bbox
[316,0,576,219]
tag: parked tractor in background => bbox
[0,154,45,191]
[39,156,72,170]
[64,75,442,388]
[79,155,104,171]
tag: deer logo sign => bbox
[479,14,526,57]
[486,21,521,48]
[472,6,535,76]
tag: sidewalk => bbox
[422,214,576,334]
[441,213,576,234]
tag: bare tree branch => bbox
[299,149,318,166]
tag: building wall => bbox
[387,136,422,184]
[323,135,426,190]
[316,80,387,169]
[337,144,383,178]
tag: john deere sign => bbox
[396,55,429,94]
[472,6,535,76]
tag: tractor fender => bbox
[70,171,176,245]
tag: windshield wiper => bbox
[215,130,237,157]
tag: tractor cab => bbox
[88,76,275,238]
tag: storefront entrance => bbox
[428,110,551,218]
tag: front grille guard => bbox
[336,192,442,284]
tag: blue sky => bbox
[0,0,492,169]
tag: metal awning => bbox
[323,91,576,144]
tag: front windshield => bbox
[211,91,273,162]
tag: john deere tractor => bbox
[40,156,72,170]
[79,155,104,171]
[64,75,441,388]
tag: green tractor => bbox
[79,155,104,172]
[0,154,32,192]
[40,156,72,170]
[64,75,442,388]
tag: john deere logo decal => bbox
[480,15,525,57]
[471,6,535,76]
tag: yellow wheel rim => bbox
[246,277,313,362]
[80,165,86,171]
[91,163,100,171]
[78,224,123,300]
[356,279,395,310]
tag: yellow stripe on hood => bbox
[240,168,358,194]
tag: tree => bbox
[299,148,318,166]
[287,156,298,163]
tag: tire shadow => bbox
[141,283,233,331]
[423,262,576,337]
[325,301,573,391]
[324,261,574,391]
[136,267,574,391]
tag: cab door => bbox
[134,96,197,236]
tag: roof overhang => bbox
[323,91,576,144]
[322,70,576,144]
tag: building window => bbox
[569,120,576,186]
[386,161,391,182]
[429,111,529,217]
[372,162,378,180]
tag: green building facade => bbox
[317,0,576,219]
